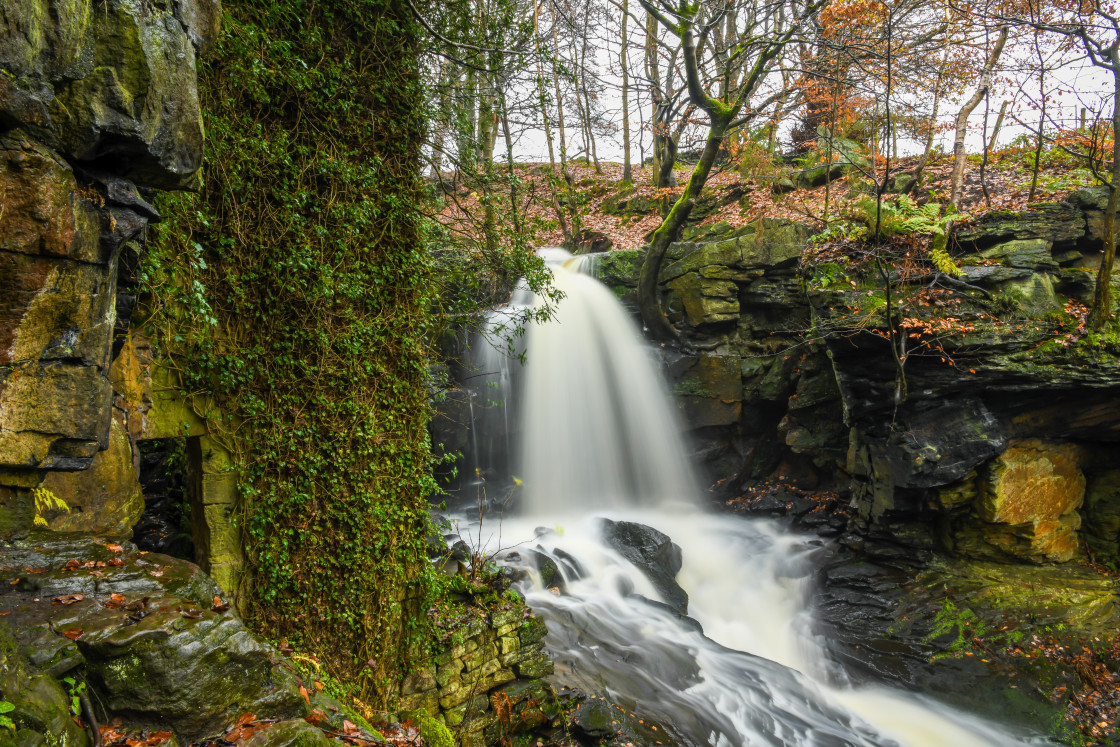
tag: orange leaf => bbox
[63,628,84,641]
[299,685,311,705]
[212,596,230,613]
[106,543,124,553]
[105,593,126,610]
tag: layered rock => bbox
[0,0,219,547]
[593,190,1120,565]
[0,534,312,744]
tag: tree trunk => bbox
[638,116,728,340]
[949,25,1009,207]
[988,100,1009,152]
[533,4,571,242]
[1087,64,1120,331]
[621,0,633,182]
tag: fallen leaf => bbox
[177,606,202,619]
[107,558,124,567]
[62,559,82,571]
[305,709,326,726]
[299,685,311,705]
[105,593,126,610]
[313,681,324,691]
[105,543,124,553]
[148,570,163,578]
[212,596,230,613]
[52,594,84,605]
[89,570,105,578]
[63,628,83,641]
[122,597,149,612]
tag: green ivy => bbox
[143,0,441,707]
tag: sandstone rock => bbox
[976,439,1086,562]
[41,418,143,535]
[956,202,1086,247]
[0,537,306,744]
[0,0,220,189]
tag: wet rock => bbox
[40,419,143,536]
[1082,469,1120,559]
[0,0,220,189]
[597,519,687,614]
[0,622,90,747]
[242,720,333,747]
[0,538,308,745]
[0,533,221,606]
[77,599,308,743]
[965,439,1087,563]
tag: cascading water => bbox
[460,250,1050,746]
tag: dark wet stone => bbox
[598,519,688,615]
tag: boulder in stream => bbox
[597,519,688,614]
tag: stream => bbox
[453,249,1051,746]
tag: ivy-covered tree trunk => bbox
[638,115,729,340]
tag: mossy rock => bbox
[242,720,333,747]
[0,622,89,747]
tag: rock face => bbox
[594,193,1120,565]
[0,0,219,545]
[0,534,309,744]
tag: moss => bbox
[419,714,453,747]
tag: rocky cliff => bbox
[1,0,219,538]
[592,189,1120,566]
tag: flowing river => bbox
[454,249,1050,746]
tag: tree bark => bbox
[638,116,728,339]
[1087,63,1120,331]
[949,25,1008,207]
[621,0,633,182]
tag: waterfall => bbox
[520,251,696,513]
[456,249,1051,746]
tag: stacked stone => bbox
[399,608,558,747]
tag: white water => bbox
[458,250,1048,746]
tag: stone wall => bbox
[0,0,238,588]
[595,190,1120,565]
[399,608,559,747]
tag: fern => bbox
[929,234,964,278]
[32,487,68,527]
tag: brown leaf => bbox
[89,570,105,579]
[299,685,310,705]
[63,628,83,641]
[105,593,126,610]
[177,606,202,619]
[305,709,326,726]
[52,594,84,606]
[313,681,324,691]
[148,570,163,578]
[212,596,230,613]
[342,720,360,736]
[122,597,149,612]
[62,559,82,571]
[107,558,124,567]
[105,543,124,553]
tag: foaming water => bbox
[456,249,1049,746]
